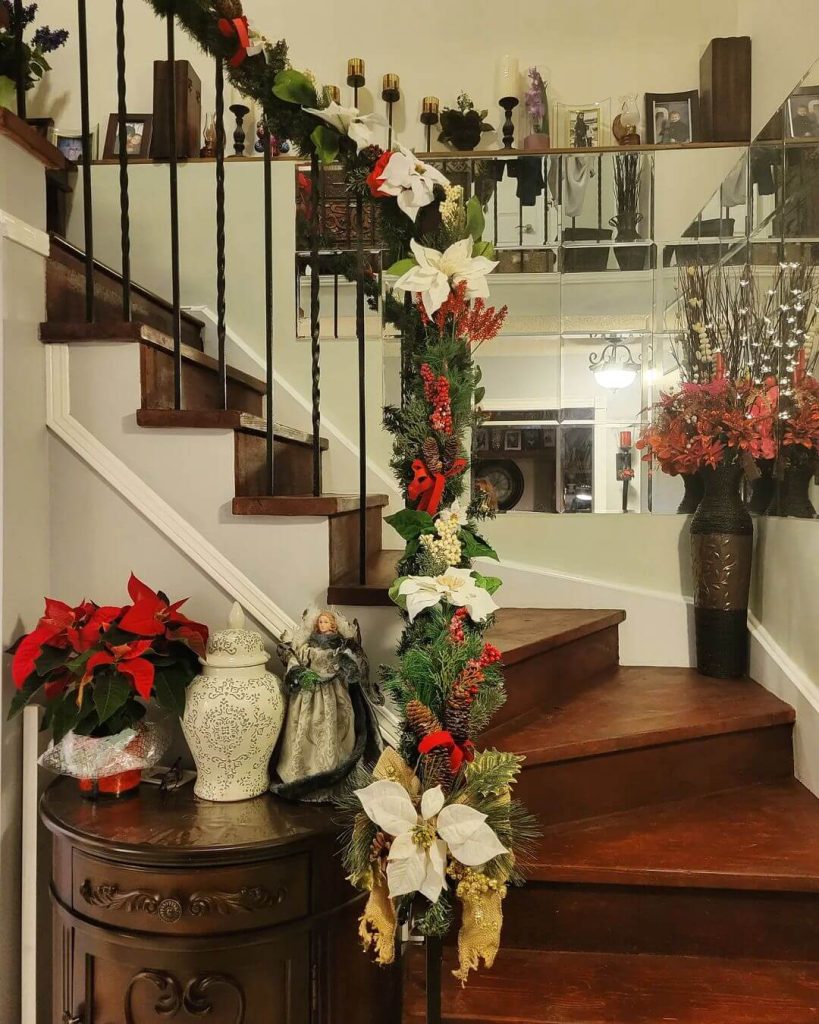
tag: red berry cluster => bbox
[448,607,469,644]
[420,363,453,434]
[479,642,502,667]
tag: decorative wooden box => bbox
[42,779,398,1023]
[699,37,752,142]
[151,59,202,159]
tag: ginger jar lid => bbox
[203,602,270,669]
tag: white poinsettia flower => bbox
[356,780,508,901]
[393,237,499,315]
[375,145,449,221]
[303,101,387,151]
[438,501,468,526]
[397,567,499,623]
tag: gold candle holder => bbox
[420,96,440,122]
[346,57,365,88]
[382,73,400,102]
[325,85,341,104]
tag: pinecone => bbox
[421,437,442,472]
[420,746,454,792]
[214,0,244,17]
[443,435,460,466]
[369,831,392,862]
[444,696,472,745]
[405,699,441,739]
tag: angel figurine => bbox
[270,608,382,802]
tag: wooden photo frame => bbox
[48,126,98,164]
[103,113,153,159]
[555,100,610,148]
[786,87,819,140]
[645,91,699,144]
[26,117,54,139]
[504,429,522,452]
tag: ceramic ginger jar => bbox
[182,602,284,801]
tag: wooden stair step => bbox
[530,780,819,891]
[403,945,819,1023]
[232,493,389,517]
[40,320,266,416]
[47,235,205,348]
[135,408,328,449]
[486,667,794,824]
[486,609,625,730]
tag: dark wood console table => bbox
[41,779,398,1023]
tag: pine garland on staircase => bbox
[143,0,538,983]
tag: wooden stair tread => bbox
[529,780,819,892]
[487,608,625,667]
[403,945,819,1023]
[483,666,794,765]
[39,321,265,394]
[135,408,328,449]
[327,549,402,605]
[232,493,389,517]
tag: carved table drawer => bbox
[72,849,309,934]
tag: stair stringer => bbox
[44,343,401,744]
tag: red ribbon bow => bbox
[407,457,468,517]
[217,15,252,67]
[418,730,475,774]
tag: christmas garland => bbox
[145,0,537,983]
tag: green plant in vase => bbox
[0,2,69,112]
[438,92,494,152]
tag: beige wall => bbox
[0,137,50,1024]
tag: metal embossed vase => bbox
[182,603,285,801]
[690,462,753,679]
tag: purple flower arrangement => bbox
[524,67,549,134]
[0,1,69,97]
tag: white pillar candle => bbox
[496,54,519,100]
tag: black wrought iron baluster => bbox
[13,0,25,118]
[214,57,227,410]
[426,936,443,1024]
[114,0,131,321]
[166,7,182,409]
[309,153,322,496]
[76,0,94,320]
[355,196,367,584]
[263,123,274,493]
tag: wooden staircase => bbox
[404,610,819,1023]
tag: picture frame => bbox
[645,91,699,145]
[504,429,522,452]
[475,428,489,451]
[48,126,98,164]
[103,113,154,159]
[786,87,819,139]
[26,117,54,139]
[555,100,610,148]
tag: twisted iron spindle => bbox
[76,0,94,320]
[426,936,443,1024]
[214,57,227,410]
[165,8,182,409]
[355,196,367,583]
[263,122,275,493]
[309,153,322,496]
[13,0,25,118]
[114,0,131,321]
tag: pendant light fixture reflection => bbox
[588,334,641,390]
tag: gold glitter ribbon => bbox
[452,869,507,984]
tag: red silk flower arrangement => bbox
[782,375,819,456]
[7,574,207,742]
[637,374,776,476]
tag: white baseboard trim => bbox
[44,343,401,745]
[184,304,402,501]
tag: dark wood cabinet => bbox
[42,779,399,1023]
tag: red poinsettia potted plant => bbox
[7,574,208,797]
[776,373,819,518]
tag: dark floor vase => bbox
[747,458,776,515]
[690,463,753,679]
[677,472,704,514]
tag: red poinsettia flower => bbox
[366,150,392,197]
[84,639,155,701]
[118,574,208,657]
[11,598,120,688]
